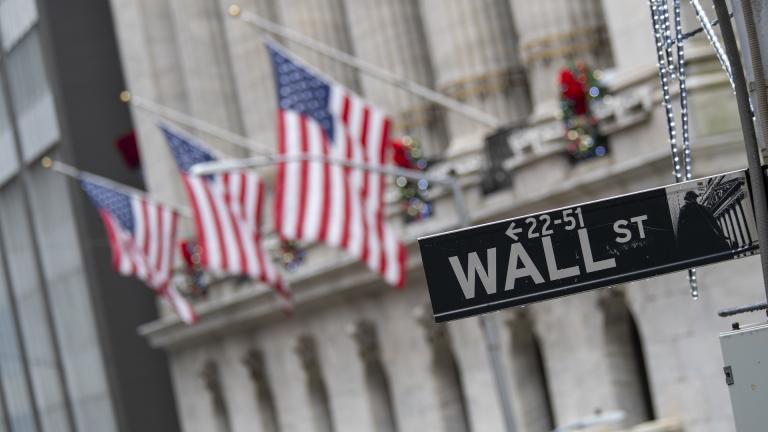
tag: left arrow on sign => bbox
[505,222,522,241]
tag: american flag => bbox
[267,42,406,287]
[160,125,291,306]
[80,178,197,324]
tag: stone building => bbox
[107,0,752,431]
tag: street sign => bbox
[419,169,759,322]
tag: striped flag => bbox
[267,42,407,287]
[79,179,197,324]
[160,125,291,306]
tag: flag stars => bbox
[268,44,335,140]
[81,180,135,233]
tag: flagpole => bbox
[227,5,502,129]
[41,158,192,217]
[127,94,273,155]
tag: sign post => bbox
[420,170,759,322]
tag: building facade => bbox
[108,0,753,431]
[0,0,180,430]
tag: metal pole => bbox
[42,158,192,217]
[129,94,273,155]
[448,176,518,432]
[191,154,456,185]
[713,0,768,301]
[690,0,735,90]
[228,6,502,129]
[740,0,768,150]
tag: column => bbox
[168,0,246,155]
[509,0,612,119]
[418,0,530,144]
[217,0,280,149]
[343,0,448,155]
[242,350,281,432]
[599,0,656,73]
[531,290,647,428]
[350,320,398,432]
[276,0,360,92]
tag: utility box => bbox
[720,321,768,431]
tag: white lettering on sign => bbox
[449,249,497,299]
[449,224,628,300]
[578,228,617,272]
[542,236,580,280]
[614,220,631,243]
[613,214,649,243]
[505,243,544,291]
[630,215,648,238]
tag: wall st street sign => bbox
[419,170,759,322]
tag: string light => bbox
[650,0,699,298]
[674,0,698,300]
[650,0,682,182]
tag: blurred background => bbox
[0,0,762,431]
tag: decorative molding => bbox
[349,320,381,365]
[242,349,267,385]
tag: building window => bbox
[200,361,233,432]
[507,313,555,431]
[5,28,59,162]
[0,198,39,432]
[295,335,335,432]
[0,76,18,185]
[351,321,399,432]
[600,291,655,424]
[242,350,281,432]
[0,0,38,51]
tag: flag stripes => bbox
[162,125,291,305]
[80,178,197,324]
[269,43,406,287]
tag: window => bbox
[0,181,71,431]
[0,182,38,432]
[0,78,18,184]
[0,0,37,51]
[6,29,59,162]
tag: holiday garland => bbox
[559,61,608,162]
[392,136,433,223]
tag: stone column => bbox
[531,290,653,428]
[418,0,530,146]
[276,0,360,92]
[168,0,246,155]
[344,0,448,156]
[218,0,279,150]
[509,0,612,119]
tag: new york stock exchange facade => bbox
[109,0,753,431]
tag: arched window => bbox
[418,311,471,432]
[243,350,281,432]
[351,321,399,432]
[600,291,655,424]
[507,313,555,432]
[296,335,335,432]
[200,361,232,432]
